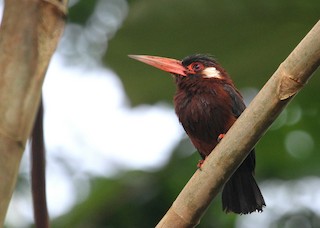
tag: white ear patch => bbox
[202,67,222,79]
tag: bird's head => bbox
[129,54,230,82]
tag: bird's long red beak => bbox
[128,55,187,76]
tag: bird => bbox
[129,54,266,214]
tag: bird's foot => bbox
[197,156,208,170]
[197,160,204,170]
[217,133,225,142]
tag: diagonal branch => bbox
[156,20,320,227]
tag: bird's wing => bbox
[223,84,246,118]
[223,84,256,172]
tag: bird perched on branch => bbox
[129,54,265,214]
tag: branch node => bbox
[43,0,68,16]
[277,70,305,100]
[0,128,24,150]
[157,205,199,228]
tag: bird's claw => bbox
[197,156,208,170]
[217,133,225,142]
[197,159,204,170]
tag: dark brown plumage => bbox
[129,54,266,214]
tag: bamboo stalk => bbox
[0,0,67,226]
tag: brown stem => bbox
[31,98,49,228]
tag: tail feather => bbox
[222,170,265,214]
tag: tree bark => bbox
[157,20,320,227]
[0,0,67,226]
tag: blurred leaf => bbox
[68,0,97,25]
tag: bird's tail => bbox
[222,170,265,214]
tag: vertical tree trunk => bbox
[0,0,67,226]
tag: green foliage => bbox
[68,1,97,25]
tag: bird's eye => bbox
[190,62,204,72]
